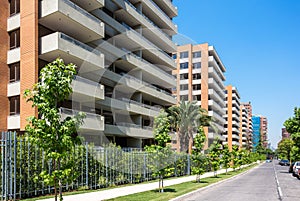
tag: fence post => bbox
[85,143,89,188]
[187,154,191,175]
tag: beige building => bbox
[242,102,253,150]
[224,85,240,151]
[0,0,178,148]
[173,43,226,148]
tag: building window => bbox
[180,73,188,80]
[193,73,201,80]
[180,95,188,101]
[180,51,188,59]
[192,84,201,90]
[9,0,20,16]
[192,51,201,58]
[172,54,177,59]
[180,84,188,91]
[193,95,201,101]
[180,62,188,69]
[9,29,20,50]
[192,62,201,69]
[9,62,20,83]
[9,96,20,115]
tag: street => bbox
[175,161,300,201]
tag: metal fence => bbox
[0,132,190,200]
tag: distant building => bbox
[242,102,253,150]
[252,115,268,150]
[281,128,290,139]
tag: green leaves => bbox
[24,58,85,200]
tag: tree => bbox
[231,145,240,171]
[145,110,173,193]
[221,145,232,174]
[168,101,211,154]
[191,127,208,182]
[24,58,85,201]
[284,108,300,161]
[208,140,222,177]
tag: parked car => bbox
[289,162,295,173]
[279,159,290,166]
[292,161,300,178]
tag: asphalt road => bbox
[175,160,300,201]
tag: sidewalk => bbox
[39,164,257,201]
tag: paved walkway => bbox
[39,164,258,201]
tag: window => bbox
[193,95,201,101]
[192,84,201,90]
[192,51,201,58]
[180,51,188,59]
[9,0,20,16]
[172,54,177,59]
[180,95,188,101]
[10,29,20,50]
[192,62,201,69]
[193,73,201,80]
[180,84,188,91]
[9,96,20,115]
[9,62,20,83]
[180,62,188,69]
[180,73,188,80]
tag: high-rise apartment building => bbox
[224,85,240,151]
[0,0,178,148]
[239,104,248,149]
[281,127,290,139]
[173,43,226,148]
[252,115,268,150]
[241,102,253,150]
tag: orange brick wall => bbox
[0,2,9,131]
[20,0,38,130]
[226,85,233,151]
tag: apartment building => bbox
[241,102,253,150]
[0,0,178,148]
[252,115,268,150]
[281,127,290,140]
[239,104,248,149]
[224,85,240,151]
[173,43,226,148]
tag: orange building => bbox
[224,85,240,151]
[173,43,226,148]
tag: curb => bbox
[170,162,262,201]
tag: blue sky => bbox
[173,0,300,148]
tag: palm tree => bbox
[168,101,211,154]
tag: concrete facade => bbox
[0,0,178,148]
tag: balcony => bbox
[60,107,104,132]
[208,89,225,107]
[152,0,177,18]
[69,0,104,11]
[128,0,177,34]
[7,81,20,97]
[7,13,20,32]
[208,67,225,88]
[7,48,20,64]
[39,32,104,73]
[114,0,177,52]
[208,111,225,126]
[71,76,104,102]
[208,78,225,97]
[105,124,153,139]
[208,56,225,81]
[39,0,104,43]
[7,115,20,130]
[208,100,225,114]
[97,97,160,117]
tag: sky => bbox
[173,0,300,149]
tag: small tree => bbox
[208,140,221,177]
[231,145,239,171]
[145,110,173,193]
[191,127,208,182]
[221,145,231,174]
[24,58,85,201]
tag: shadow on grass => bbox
[152,188,176,193]
[191,181,209,184]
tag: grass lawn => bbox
[106,164,257,201]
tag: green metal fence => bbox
[0,131,190,200]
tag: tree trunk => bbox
[58,158,62,201]
[54,159,57,201]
